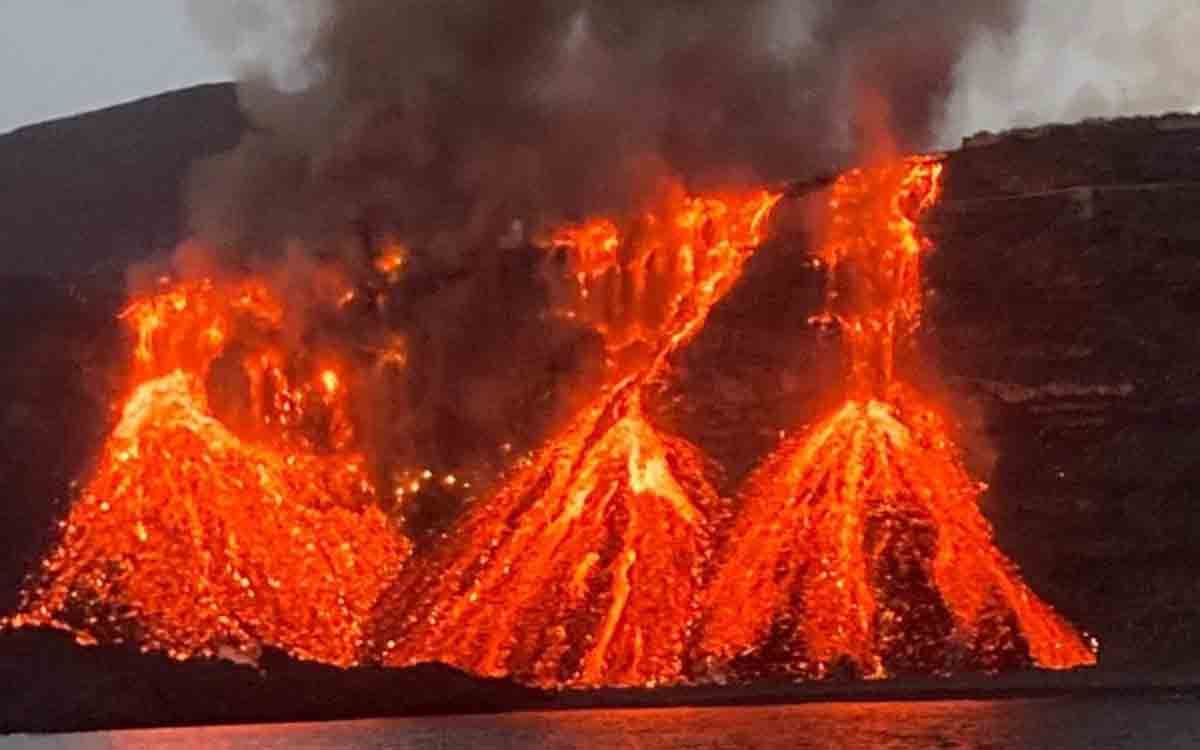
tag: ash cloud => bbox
[938,0,1200,144]
[182,0,1019,487]
[186,0,1018,254]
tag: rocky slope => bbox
[673,113,1200,670]
[929,116,1200,667]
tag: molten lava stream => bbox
[696,156,1096,678]
[373,381,718,685]
[6,279,410,665]
[371,189,780,687]
[696,392,1097,678]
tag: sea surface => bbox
[5,697,1200,749]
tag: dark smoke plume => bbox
[187,0,1017,252]
[183,0,1019,501]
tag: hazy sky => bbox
[0,1,230,134]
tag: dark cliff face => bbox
[925,119,1200,667]
[1,86,1199,724]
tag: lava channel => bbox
[370,189,780,687]
[695,157,1097,679]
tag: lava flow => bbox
[696,157,1097,678]
[371,189,781,687]
[4,278,409,666]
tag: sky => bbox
[0,0,230,134]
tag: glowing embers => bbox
[372,188,781,687]
[697,157,1095,678]
[697,391,1097,678]
[6,279,409,665]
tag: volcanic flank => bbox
[696,156,1097,679]
[369,190,780,687]
[4,277,410,666]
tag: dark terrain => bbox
[5,628,1199,735]
[2,88,1200,732]
[0,629,543,734]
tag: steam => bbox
[938,0,1200,144]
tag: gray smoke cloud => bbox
[185,0,1019,257]
[938,0,1200,144]
[180,0,1019,502]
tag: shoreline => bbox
[4,630,1198,735]
[547,668,1200,713]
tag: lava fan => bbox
[5,279,410,666]
[696,158,1097,679]
[371,189,780,687]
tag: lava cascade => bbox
[371,189,781,687]
[5,279,410,665]
[696,158,1097,679]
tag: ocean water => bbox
[6,697,1200,749]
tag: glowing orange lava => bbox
[812,158,942,394]
[374,239,410,282]
[371,189,781,686]
[696,157,1097,678]
[3,156,1095,686]
[4,278,409,665]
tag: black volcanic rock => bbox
[0,629,545,734]
[0,83,242,279]
[922,122,1200,668]
[954,115,1200,197]
[0,277,122,614]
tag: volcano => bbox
[695,157,1097,678]
[370,190,780,687]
